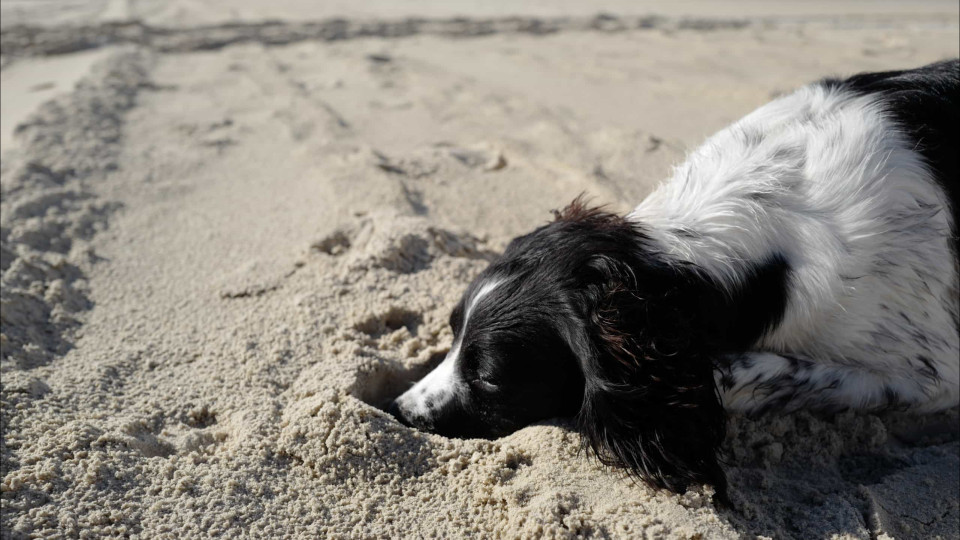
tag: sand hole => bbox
[353,307,422,337]
[504,452,532,470]
[375,234,432,273]
[353,351,445,410]
[185,406,218,429]
[312,230,351,256]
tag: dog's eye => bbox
[467,361,499,391]
[461,348,498,387]
[474,358,502,386]
[471,378,499,392]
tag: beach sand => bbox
[2,3,959,538]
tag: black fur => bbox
[392,199,790,499]
[549,202,788,499]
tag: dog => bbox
[388,60,959,499]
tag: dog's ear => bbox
[573,254,728,500]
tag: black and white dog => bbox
[389,60,960,498]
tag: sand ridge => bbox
[2,9,959,539]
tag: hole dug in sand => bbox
[352,351,446,411]
[311,229,351,256]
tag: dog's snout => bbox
[388,400,412,427]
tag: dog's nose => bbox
[387,400,412,427]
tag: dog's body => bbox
[636,62,959,415]
[390,60,960,498]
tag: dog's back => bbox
[823,60,960,227]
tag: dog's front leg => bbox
[715,352,948,416]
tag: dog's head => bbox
[390,198,727,496]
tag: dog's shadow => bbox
[354,353,958,537]
[718,407,959,539]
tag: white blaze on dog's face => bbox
[394,279,503,420]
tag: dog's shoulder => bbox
[819,59,960,225]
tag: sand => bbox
[2,3,959,538]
